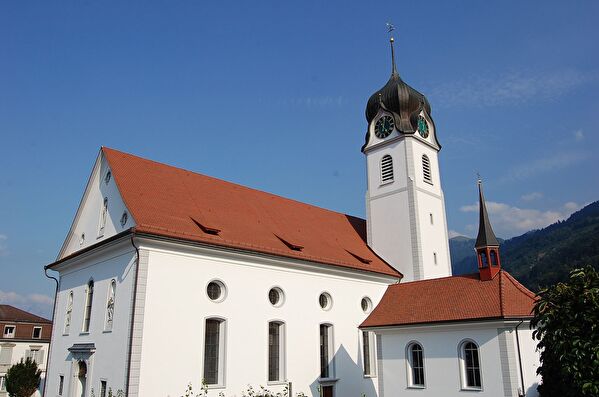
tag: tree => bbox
[5,357,42,397]
[531,266,599,396]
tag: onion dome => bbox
[364,38,433,141]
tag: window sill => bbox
[363,373,377,379]
[423,180,434,186]
[266,380,288,386]
[407,385,426,389]
[206,384,226,390]
[460,387,482,392]
[102,330,113,334]
[79,332,90,336]
[379,180,394,187]
[318,378,338,384]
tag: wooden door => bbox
[322,385,334,397]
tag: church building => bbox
[43,37,541,397]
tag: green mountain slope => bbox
[450,201,599,291]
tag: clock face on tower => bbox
[375,115,395,139]
[417,115,429,138]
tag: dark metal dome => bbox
[365,71,432,134]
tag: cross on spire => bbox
[386,22,398,76]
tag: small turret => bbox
[475,179,501,281]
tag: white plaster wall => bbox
[376,322,540,397]
[137,242,396,397]
[515,327,540,397]
[0,340,49,397]
[415,191,452,280]
[45,241,137,397]
[365,135,451,282]
[59,153,134,259]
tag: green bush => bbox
[5,357,41,397]
[531,266,599,396]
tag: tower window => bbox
[433,252,437,265]
[422,155,432,184]
[430,213,434,225]
[479,252,488,268]
[490,251,498,267]
[380,155,394,184]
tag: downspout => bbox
[42,266,59,397]
[515,319,526,396]
[125,234,140,397]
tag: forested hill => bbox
[450,201,599,291]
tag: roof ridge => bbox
[499,271,505,317]
[502,270,538,300]
[102,147,364,222]
[395,273,479,286]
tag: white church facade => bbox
[43,37,541,397]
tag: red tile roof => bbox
[103,147,401,278]
[361,270,537,328]
[0,305,52,324]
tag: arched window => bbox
[268,321,286,382]
[98,197,108,237]
[105,279,116,331]
[320,323,334,379]
[64,291,73,334]
[407,342,425,387]
[422,155,432,184]
[204,318,226,386]
[490,251,498,267]
[380,155,394,183]
[460,341,482,389]
[82,280,94,332]
[479,252,488,268]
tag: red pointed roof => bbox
[102,147,401,278]
[361,270,537,328]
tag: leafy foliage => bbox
[5,357,41,397]
[531,266,599,396]
[450,201,599,291]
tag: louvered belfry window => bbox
[422,155,432,184]
[380,155,394,183]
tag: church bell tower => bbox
[363,36,452,282]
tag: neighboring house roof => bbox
[0,304,52,324]
[361,270,537,328]
[102,147,401,278]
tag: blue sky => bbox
[1,1,598,317]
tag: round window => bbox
[206,281,225,302]
[268,287,284,307]
[104,171,111,184]
[319,292,332,311]
[361,297,372,313]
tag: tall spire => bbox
[390,37,398,76]
[386,22,398,76]
[474,177,501,281]
[475,178,499,248]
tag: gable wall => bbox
[59,152,134,259]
